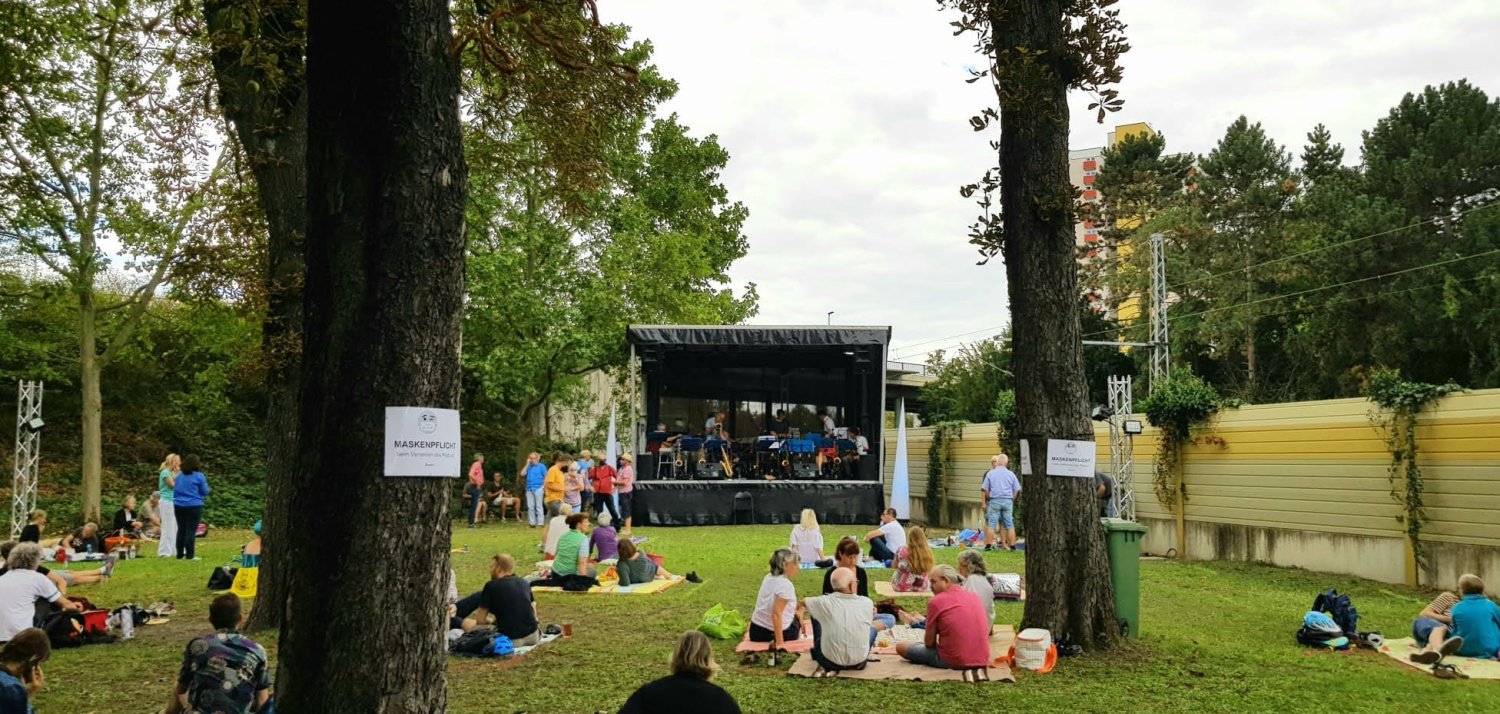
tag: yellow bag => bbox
[230,566,259,599]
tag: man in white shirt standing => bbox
[0,543,83,643]
[804,567,877,671]
[981,454,1022,550]
[862,508,906,562]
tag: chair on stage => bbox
[649,431,676,479]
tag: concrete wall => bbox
[884,389,1500,588]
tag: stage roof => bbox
[627,325,890,348]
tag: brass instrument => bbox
[721,442,734,478]
[673,450,685,469]
[781,458,790,468]
[697,451,708,466]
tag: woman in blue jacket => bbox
[173,454,211,560]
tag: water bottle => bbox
[119,610,135,640]
[86,542,93,556]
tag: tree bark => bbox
[202,0,309,634]
[275,0,466,709]
[993,0,1118,648]
[78,288,103,523]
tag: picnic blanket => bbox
[1379,638,1500,679]
[874,581,933,599]
[735,619,815,654]
[531,575,686,595]
[786,627,1020,684]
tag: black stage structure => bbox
[626,325,889,526]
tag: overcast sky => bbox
[598,0,1499,361]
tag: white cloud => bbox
[600,0,1499,358]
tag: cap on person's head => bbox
[253,520,263,536]
[581,449,593,457]
[619,453,633,462]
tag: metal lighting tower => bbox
[1149,232,1171,391]
[10,381,43,539]
[1107,375,1136,522]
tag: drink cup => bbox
[562,623,572,638]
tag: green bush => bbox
[1139,368,1224,510]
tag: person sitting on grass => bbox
[1410,578,1466,664]
[616,539,677,587]
[17,512,45,545]
[140,493,163,539]
[862,508,906,562]
[790,509,825,565]
[891,526,934,593]
[112,494,144,539]
[543,503,574,560]
[550,513,594,578]
[896,565,990,670]
[620,630,741,714]
[458,554,541,646]
[0,544,84,644]
[957,549,995,631]
[165,593,272,714]
[0,541,112,597]
[748,548,803,650]
[242,521,263,569]
[822,537,869,598]
[0,627,49,713]
[588,511,619,567]
[1450,573,1500,660]
[804,567,881,672]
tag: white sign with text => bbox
[1018,439,1032,475]
[384,407,461,477]
[1045,438,1096,478]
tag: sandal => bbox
[1432,663,1469,679]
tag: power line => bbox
[1080,245,1500,340]
[890,323,1007,357]
[1167,201,1499,293]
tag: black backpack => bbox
[451,627,497,656]
[1312,589,1358,636]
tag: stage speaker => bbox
[698,463,726,480]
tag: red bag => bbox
[81,610,108,634]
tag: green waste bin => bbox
[1103,518,1148,638]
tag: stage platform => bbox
[629,480,883,527]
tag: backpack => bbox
[208,566,238,591]
[451,627,497,656]
[39,611,85,648]
[1311,589,1358,636]
[1296,608,1351,650]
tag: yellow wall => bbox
[885,389,1500,586]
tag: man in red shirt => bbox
[589,455,619,526]
[466,453,486,528]
[896,565,990,669]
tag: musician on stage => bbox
[704,411,728,438]
[818,409,836,436]
[770,410,790,438]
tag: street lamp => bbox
[826,311,834,325]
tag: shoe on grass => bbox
[101,554,118,577]
[1410,649,1440,664]
[686,572,702,584]
[1437,635,1465,660]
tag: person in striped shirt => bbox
[1409,583,1464,664]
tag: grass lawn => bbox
[33,522,1500,713]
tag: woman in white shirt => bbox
[748,548,803,650]
[789,509,825,564]
[543,503,574,559]
[957,549,996,632]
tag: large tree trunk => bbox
[994,0,1118,648]
[275,0,467,709]
[202,0,309,633]
[78,289,103,523]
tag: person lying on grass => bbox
[165,593,271,714]
[895,565,990,670]
[749,548,803,650]
[891,526,934,593]
[620,630,741,714]
[616,539,676,586]
[0,540,113,596]
[456,554,541,646]
[1449,573,1500,660]
[1410,577,1467,664]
